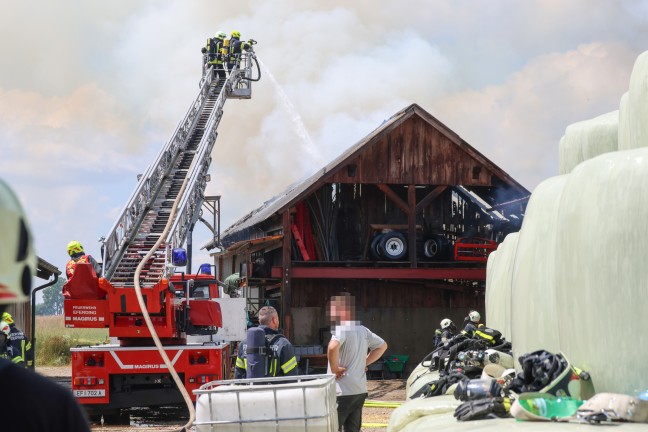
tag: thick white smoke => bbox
[1,0,647,270]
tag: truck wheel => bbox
[378,232,407,260]
[423,236,448,260]
[370,234,384,260]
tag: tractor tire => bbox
[378,232,408,260]
[423,235,449,260]
[370,233,384,260]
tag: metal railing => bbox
[193,375,337,431]
[102,51,255,281]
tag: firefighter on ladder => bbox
[201,31,227,82]
[66,240,101,278]
[226,30,254,72]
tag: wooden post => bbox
[281,210,293,340]
[408,184,417,268]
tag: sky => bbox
[1,0,647,276]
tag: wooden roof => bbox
[36,256,61,280]
[222,104,529,242]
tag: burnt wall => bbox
[286,278,485,374]
[291,306,479,375]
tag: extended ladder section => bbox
[102,53,256,287]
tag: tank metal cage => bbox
[193,374,337,431]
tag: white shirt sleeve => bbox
[366,327,385,350]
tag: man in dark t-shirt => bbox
[0,358,90,431]
[0,177,90,431]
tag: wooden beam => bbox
[408,184,417,268]
[376,184,410,215]
[281,210,293,340]
[415,185,447,213]
[280,266,486,280]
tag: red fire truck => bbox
[62,50,258,421]
[64,267,230,420]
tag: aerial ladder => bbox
[62,48,259,422]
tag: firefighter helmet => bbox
[469,310,481,323]
[231,30,241,39]
[67,240,84,257]
[440,318,453,330]
[215,31,227,40]
[1,312,13,324]
[0,321,9,337]
[0,178,37,305]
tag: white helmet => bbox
[440,318,453,330]
[0,178,37,305]
[469,310,481,323]
[0,321,10,339]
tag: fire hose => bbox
[132,164,196,432]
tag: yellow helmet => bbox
[67,240,84,256]
[231,30,241,39]
[1,312,13,324]
[0,178,37,305]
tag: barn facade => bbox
[210,104,529,366]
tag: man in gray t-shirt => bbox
[327,294,387,432]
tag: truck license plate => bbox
[74,389,106,398]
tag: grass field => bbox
[35,315,109,366]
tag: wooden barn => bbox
[208,104,529,367]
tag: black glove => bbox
[201,47,207,53]
[454,397,510,421]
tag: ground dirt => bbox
[37,367,406,431]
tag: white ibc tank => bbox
[194,375,338,432]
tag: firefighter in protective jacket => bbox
[1,312,33,367]
[202,31,227,80]
[0,321,12,361]
[227,30,252,71]
[461,310,483,338]
[234,306,298,378]
[65,240,101,279]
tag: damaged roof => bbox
[219,103,528,246]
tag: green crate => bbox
[384,355,409,372]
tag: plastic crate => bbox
[384,355,409,373]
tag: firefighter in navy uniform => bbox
[226,30,253,72]
[1,312,33,367]
[66,240,101,279]
[234,306,298,378]
[433,318,457,348]
[461,310,483,338]
[201,31,227,81]
[0,177,90,431]
[0,321,13,361]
